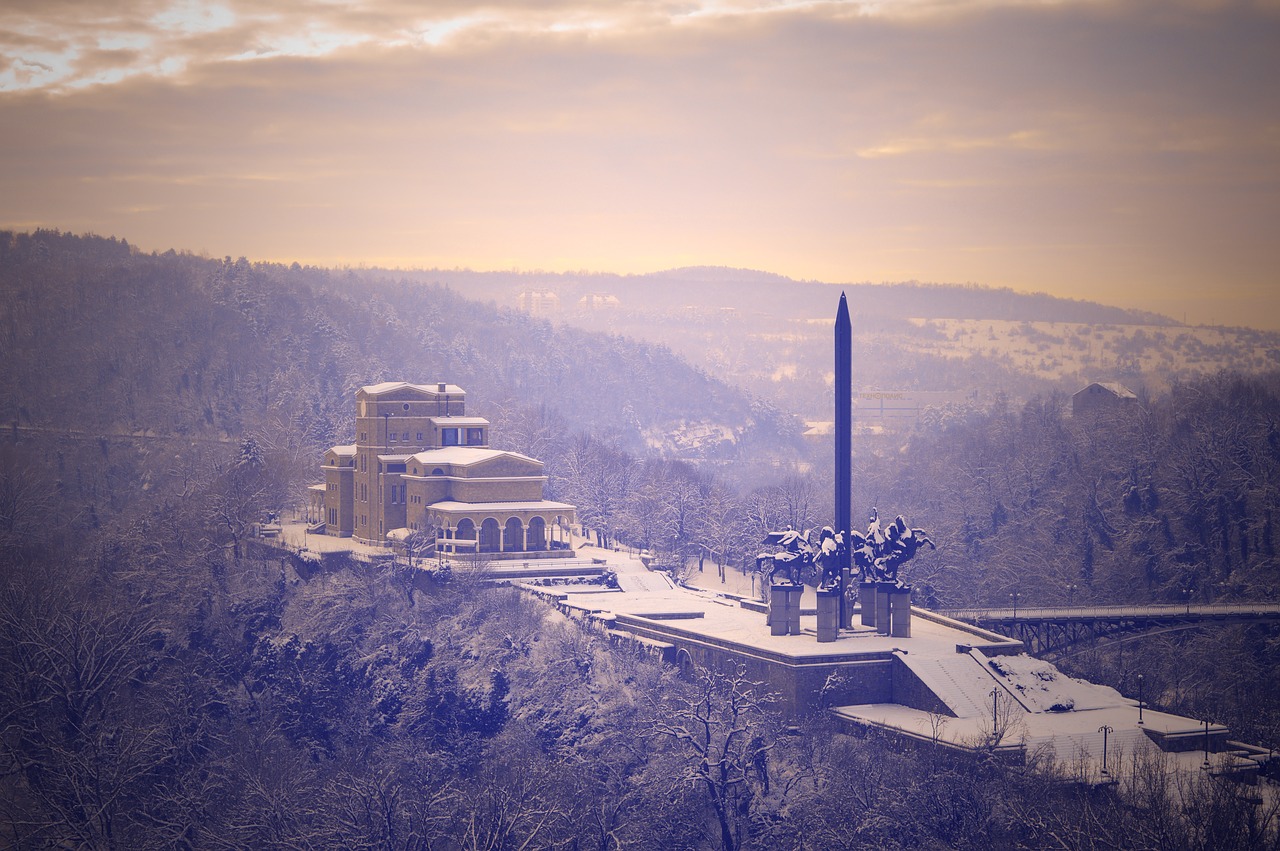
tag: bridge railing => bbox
[938,603,1280,622]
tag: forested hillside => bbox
[6,536,1270,848]
[0,230,794,459]
[862,376,1280,609]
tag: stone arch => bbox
[527,516,547,551]
[479,517,501,552]
[455,518,476,543]
[504,516,525,552]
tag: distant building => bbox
[1072,382,1139,416]
[516,289,560,317]
[578,293,620,311]
[317,382,575,558]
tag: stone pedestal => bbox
[785,585,804,636]
[769,584,805,636]
[888,585,913,638]
[859,581,877,627]
[769,584,789,636]
[816,588,840,642]
[875,582,894,635]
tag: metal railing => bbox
[940,603,1280,622]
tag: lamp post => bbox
[1202,719,1212,769]
[1009,589,1019,621]
[1068,583,1077,607]
[1137,673,1145,725]
[1099,725,1114,776]
[1183,587,1192,616]
[990,687,1000,743]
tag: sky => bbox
[1,0,1278,328]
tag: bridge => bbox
[938,603,1280,656]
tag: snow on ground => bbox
[983,652,1126,713]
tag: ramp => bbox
[900,652,1008,719]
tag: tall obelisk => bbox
[835,293,852,622]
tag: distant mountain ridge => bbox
[402,264,1177,327]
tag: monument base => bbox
[889,585,912,638]
[875,582,894,635]
[816,588,840,642]
[769,584,805,636]
[769,584,789,636]
[859,581,877,627]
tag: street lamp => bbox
[990,687,1001,743]
[1137,673,1145,725]
[1099,725,1114,776]
[1068,583,1077,607]
[1183,587,1192,616]
[1202,719,1212,769]
[1010,589,1019,621]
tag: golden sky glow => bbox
[2,0,1278,327]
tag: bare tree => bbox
[650,662,779,851]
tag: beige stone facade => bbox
[319,381,575,558]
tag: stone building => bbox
[319,382,575,558]
[1071,381,1138,416]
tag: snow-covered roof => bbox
[360,381,465,396]
[409,447,538,467]
[430,416,490,427]
[1076,382,1137,398]
[307,483,326,491]
[377,454,413,463]
[328,444,356,456]
[428,499,575,513]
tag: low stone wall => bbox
[913,608,1024,654]
[609,613,894,715]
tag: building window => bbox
[467,428,485,445]
[416,432,424,442]
[402,432,409,441]
[389,433,397,443]
[360,431,367,441]
[442,428,460,446]
[360,454,367,472]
